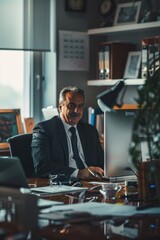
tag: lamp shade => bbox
[97,80,125,112]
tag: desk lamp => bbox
[96,80,125,112]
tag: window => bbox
[0,50,29,118]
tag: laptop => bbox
[0,156,65,207]
[0,156,29,188]
[0,156,87,197]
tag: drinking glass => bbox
[99,182,122,201]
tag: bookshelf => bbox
[87,21,160,86]
[87,79,145,86]
[88,21,160,36]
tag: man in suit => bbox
[31,86,104,179]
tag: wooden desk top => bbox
[26,178,160,240]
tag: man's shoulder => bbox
[34,115,62,130]
[78,121,97,131]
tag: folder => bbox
[97,42,135,79]
[104,45,110,79]
[141,36,160,79]
[98,47,104,79]
[148,43,159,75]
[141,44,148,79]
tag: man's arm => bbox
[31,122,75,178]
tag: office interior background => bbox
[0,0,159,124]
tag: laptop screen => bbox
[104,109,138,179]
[0,157,29,188]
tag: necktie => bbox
[69,127,85,169]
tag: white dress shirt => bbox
[61,120,87,177]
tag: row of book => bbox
[141,36,160,78]
[87,107,104,138]
[97,36,160,80]
[97,42,135,80]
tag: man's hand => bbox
[77,166,104,180]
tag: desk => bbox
[0,179,160,240]
[26,178,160,240]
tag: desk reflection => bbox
[39,215,160,240]
[27,178,160,240]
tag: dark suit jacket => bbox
[31,116,104,178]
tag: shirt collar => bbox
[61,118,77,132]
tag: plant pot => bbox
[138,160,160,205]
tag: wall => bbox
[55,0,107,109]
[55,0,138,109]
[54,0,160,109]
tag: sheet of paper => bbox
[39,202,160,221]
[31,185,88,195]
[38,198,64,208]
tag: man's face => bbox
[59,91,85,125]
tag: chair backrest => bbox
[7,133,35,177]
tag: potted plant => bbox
[129,67,160,205]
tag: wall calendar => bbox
[59,30,89,71]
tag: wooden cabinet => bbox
[0,149,10,157]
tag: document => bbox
[38,198,64,209]
[39,202,160,221]
[31,185,88,196]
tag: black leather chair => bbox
[7,133,35,177]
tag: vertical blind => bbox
[0,0,50,51]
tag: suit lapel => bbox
[56,117,69,164]
[77,124,88,162]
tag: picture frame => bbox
[123,51,141,79]
[0,109,23,149]
[113,1,142,26]
[65,0,87,13]
[24,117,35,133]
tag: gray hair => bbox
[59,86,85,104]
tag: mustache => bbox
[69,112,81,118]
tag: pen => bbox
[87,168,101,179]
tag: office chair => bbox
[7,133,35,177]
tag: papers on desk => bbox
[38,198,64,209]
[31,185,88,197]
[39,202,160,222]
